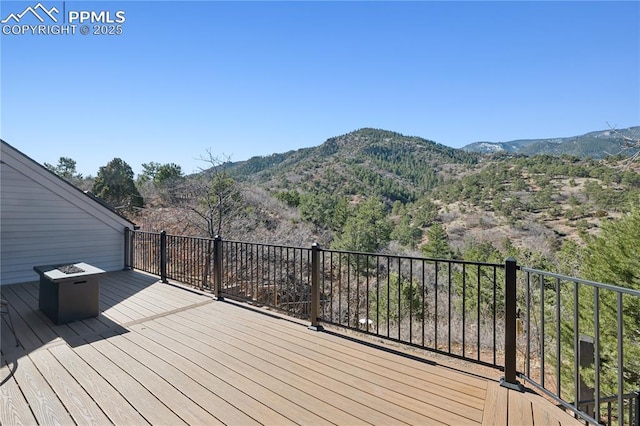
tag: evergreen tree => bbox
[138,162,184,186]
[155,163,184,186]
[275,190,300,207]
[137,162,161,185]
[421,223,452,259]
[391,214,422,249]
[569,210,640,397]
[44,156,82,180]
[369,273,423,323]
[582,209,640,288]
[299,192,346,230]
[456,240,506,315]
[137,162,185,204]
[92,158,143,210]
[332,196,350,231]
[331,197,391,253]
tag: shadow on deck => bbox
[1,270,582,425]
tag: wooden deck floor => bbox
[1,270,582,425]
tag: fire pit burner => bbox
[56,264,86,274]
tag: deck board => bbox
[47,343,150,425]
[9,354,74,425]
[1,270,586,426]
[141,315,383,424]
[146,321,358,424]
[0,365,34,425]
[218,301,490,390]
[134,325,299,425]
[155,311,442,425]
[124,324,283,425]
[2,283,58,347]
[483,381,508,426]
[509,387,534,425]
[147,316,374,425]
[141,318,322,425]
[89,331,221,425]
[73,338,188,425]
[28,349,112,424]
[209,306,481,424]
[102,332,246,425]
[175,307,481,424]
[210,303,488,408]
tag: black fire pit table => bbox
[34,262,104,325]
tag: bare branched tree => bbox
[184,150,243,239]
[169,150,244,288]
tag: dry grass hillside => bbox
[132,128,640,267]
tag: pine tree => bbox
[571,209,640,397]
[583,209,640,289]
[92,158,142,210]
[421,223,452,259]
[331,197,391,253]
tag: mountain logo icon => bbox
[1,3,59,24]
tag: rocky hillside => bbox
[462,126,639,158]
[206,129,639,256]
[134,127,640,275]
[228,128,479,203]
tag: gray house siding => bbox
[1,141,134,285]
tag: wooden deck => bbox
[1,270,582,425]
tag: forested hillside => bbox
[218,129,640,262]
[48,127,640,283]
[228,128,479,203]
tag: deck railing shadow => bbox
[126,228,640,426]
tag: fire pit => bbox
[34,262,104,325]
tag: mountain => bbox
[461,126,639,158]
[137,126,640,269]
[227,128,479,204]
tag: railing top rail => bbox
[323,247,505,267]
[578,391,640,405]
[222,239,311,251]
[130,229,162,236]
[520,266,640,296]
[131,230,214,245]
[165,234,214,243]
[131,229,505,268]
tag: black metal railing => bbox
[126,229,162,277]
[165,234,217,290]
[316,248,507,370]
[518,267,640,425]
[124,228,640,425]
[219,239,313,318]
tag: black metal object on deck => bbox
[34,262,104,325]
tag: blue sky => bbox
[1,1,639,177]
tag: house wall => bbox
[1,142,133,285]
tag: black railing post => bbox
[129,227,136,270]
[214,235,224,300]
[634,390,640,426]
[501,257,523,391]
[160,231,168,283]
[308,243,324,331]
[124,227,131,270]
